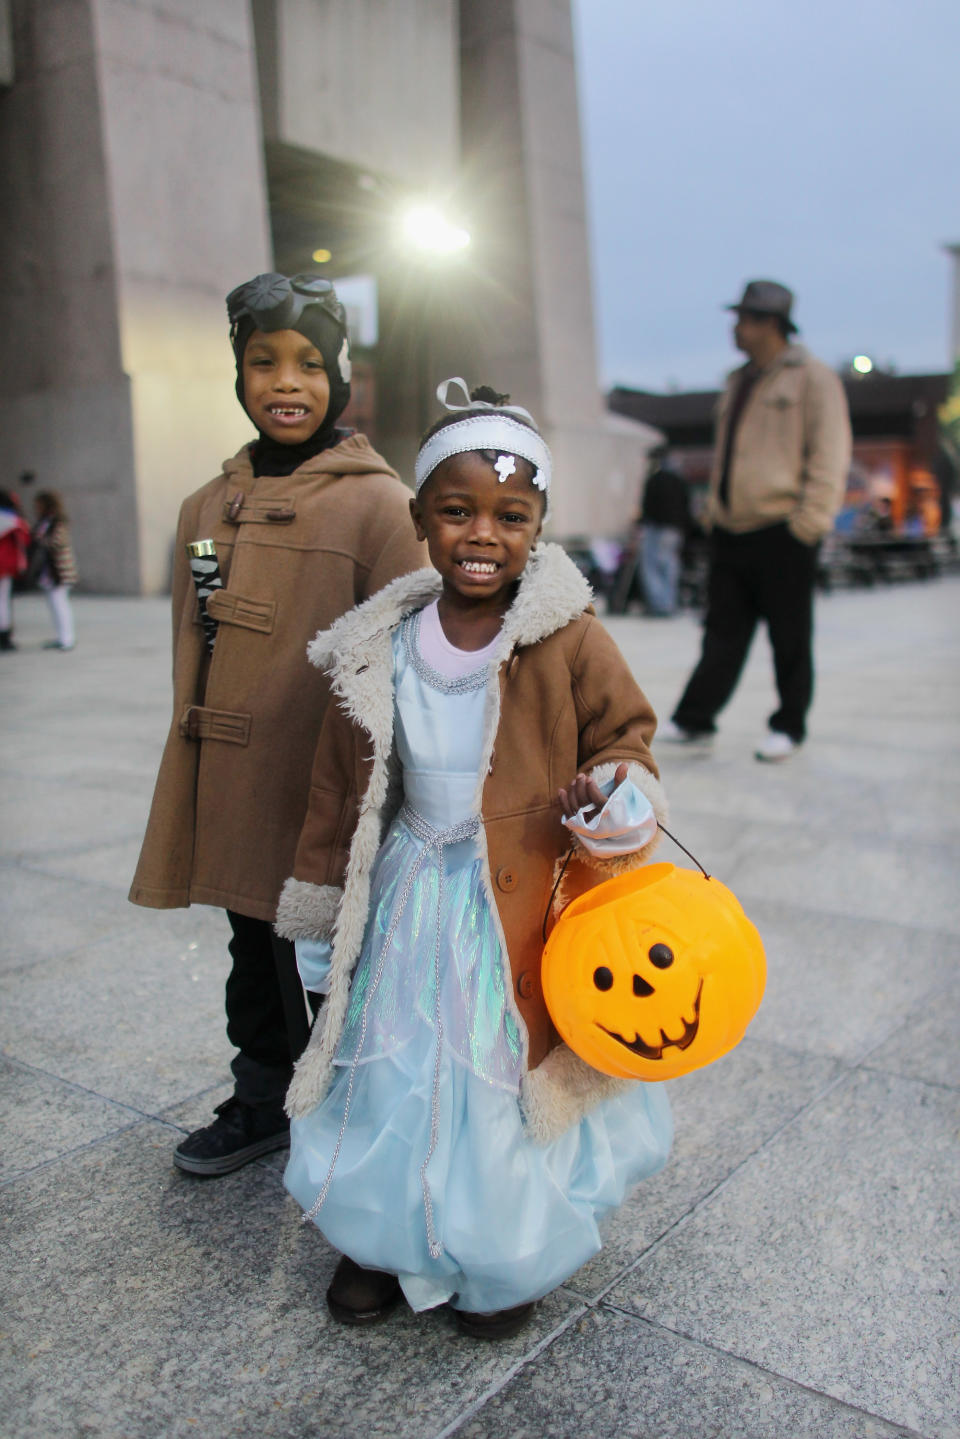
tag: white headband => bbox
[414,377,552,497]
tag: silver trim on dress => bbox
[401,608,490,695]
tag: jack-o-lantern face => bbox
[541,863,766,1081]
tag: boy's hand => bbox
[558,762,628,821]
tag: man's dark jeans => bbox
[672,522,818,743]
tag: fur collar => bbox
[308,541,592,715]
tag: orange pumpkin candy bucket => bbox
[541,862,766,1081]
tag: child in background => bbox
[277,380,673,1339]
[31,490,78,651]
[129,274,425,1177]
[0,490,31,651]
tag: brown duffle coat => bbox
[275,544,669,1142]
[129,436,426,922]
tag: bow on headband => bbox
[414,378,553,501]
[436,377,539,428]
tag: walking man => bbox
[660,280,851,760]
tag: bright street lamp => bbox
[400,204,471,256]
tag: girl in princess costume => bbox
[276,381,673,1338]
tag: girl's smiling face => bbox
[241,328,331,443]
[410,450,544,615]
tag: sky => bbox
[570,0,960,393]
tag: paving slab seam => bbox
[857,1065,959,1096]
[2,1053,294,1149]
[851,974,960,1080]
[741,990,958,1072]
[0,1116,150,1190]
[596,1304,933,1439]
[561,1060,858,1310]
[0,1050,175,1122]
[429,1302,590,1439]
[0,1053,242,1164]
[153,1079,239,1120]
[0,1110,288,1192]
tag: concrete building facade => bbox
[1,0,654,593]
[946,242,960,364]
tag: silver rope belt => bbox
[303,803,480,1260]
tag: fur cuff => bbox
[570,761,667,873]
[286,1039,335,1119]
[274,878,342,941]
[520,1044,633,1144]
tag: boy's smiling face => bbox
[241,328,331,443]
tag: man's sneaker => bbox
[173,1095,290,1176]
[657,719,714,746]
[754,730,801,762]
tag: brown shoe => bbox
[455,1302,536,1340]
[326,1255,402,1325]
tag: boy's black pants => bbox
[224,910,318,1111]
[672,522,819,743]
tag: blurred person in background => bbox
[639,446,691,616]
[659,280,851,762]
[0,490,31,651]
[31,490,78,651]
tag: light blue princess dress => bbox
[285,604,673,1314]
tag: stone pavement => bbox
[2,579,959,1439]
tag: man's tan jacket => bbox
[705,343,852,545]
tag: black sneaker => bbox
[173,1095,290,1176]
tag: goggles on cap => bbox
[226,272,346,342]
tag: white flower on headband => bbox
[414,377,553,502]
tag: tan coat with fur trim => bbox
[275,543,668,1143]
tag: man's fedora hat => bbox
[726,279,797,333]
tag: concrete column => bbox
[459,0,657,539]
[0,0,271,592]
[0,0,139,589]
[92,0,272,592]
[252,0,463,488]
[946,243,960,365]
